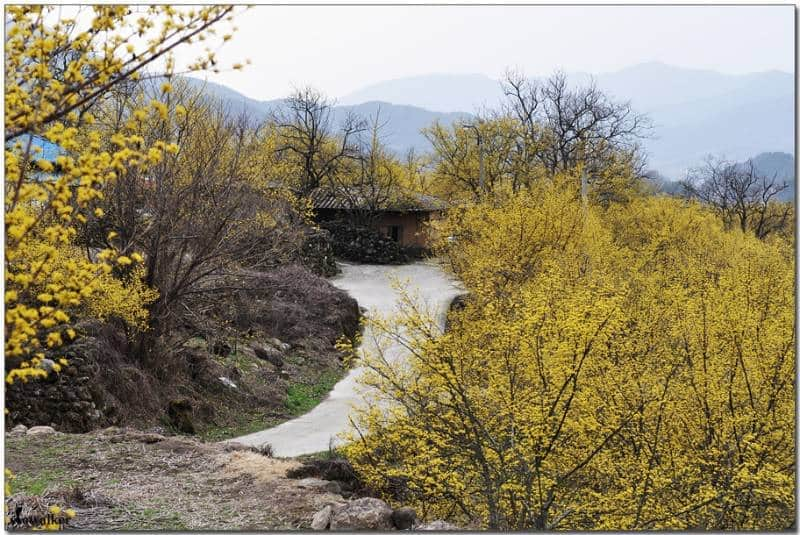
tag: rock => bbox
[311,505,333,530]
[250,443,274,457]
[392,507,417,530]
[26,425,56,436]
[299,227,339,277]
[329,497,393,530]
[324,480,343,494]
[268,338,291,352]
[166,399,195,434]
[416,520,458,530]
[321,220,408,264]
[38,359,57,373]
[253,344,284,368]
[219,376,238,389]
[297,478,342,495]
[8,424,28,436]
[64,411,82,425]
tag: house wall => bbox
[373,212,440,248]
[315,209,442,249]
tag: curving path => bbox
[226,260,463,457]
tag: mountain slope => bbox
[750,151,795,202]
[340,73,504,114]
[657,151,795,203]
[180,76,470,154]
[336,64,794,179]
[332,102,469,154]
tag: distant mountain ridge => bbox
[657,151,795,203]
[340,63,794,179]
[339,73,504,114]
[178,77,469,155]
[749,152,795,202]
[182,62,793,181]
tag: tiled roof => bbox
[309,186,447,212]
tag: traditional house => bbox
[309,186,447,251]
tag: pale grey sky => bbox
[173,5,795,102]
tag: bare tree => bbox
[323,107,402,225]
[89,80,306,362]
[682,155,791,239]
[502,70,651,176]
[272,86,366,195]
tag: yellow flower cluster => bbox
[5,5,237,382]
[344,176,795,530]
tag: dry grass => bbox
[5,428,345,530]
[220,451,301,482]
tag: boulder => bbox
[329,497,393,530]
[253,344,284,368]
[416,520,458,530]
[391,507,417,530]
[311,505,333,530]
[8,424,28,436]
[26,425,56,436]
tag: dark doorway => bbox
[387,225,402,243]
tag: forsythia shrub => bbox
[343,176,795,530]
[5,6,237,524]
[5,5,236,382]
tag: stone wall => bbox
[5,350,114,433]
[320,221,408,264]
[297,227,339,276]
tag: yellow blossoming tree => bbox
[5,6,239,525]
[5,4,237,381]
[344,177,795,530]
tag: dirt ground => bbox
[4,428,345,530]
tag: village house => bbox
[309,186,447,251]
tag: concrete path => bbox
[226,260,463,457]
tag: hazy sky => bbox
[174,5,794,101]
